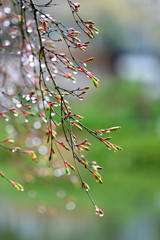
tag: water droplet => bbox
[14,113,18,117]
[25,95,30,101]
[5,118,9,122]
[25,119,28,123]
[30,62,35,67]
[41,63,45,68]
[27,28,32,33]
[46,77,50,81]
[16,103,22,108]
[27,73,32,78]
[54,104,58,107]
[99,213,104,217]
[73,71,77,75]
[51,56,56,62]
[73,81,76,84]
[42,117,47,123]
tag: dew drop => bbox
[5,118,9,122]
[42,117,48,123]
[30,62,35,67]
[51,56,56,62]
[99,213,104,217]
[25,119,28,123]
[26,95,30,101]
[27,28,32,33]
[16,103,22,108]
[41,63,45,68]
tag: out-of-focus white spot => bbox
[33,121,41,129]
[25,138,34,148]
[37,205,46,214]
[32,137,41,146]
[5,124,14,133]
[53,169,64,177]
[3,20,10,27]
[27,190,36,198]
[66,202,76,211]
[38,145,48,155]
[41,63,45,68]
[56,189,66,198]
[4,7,11,14]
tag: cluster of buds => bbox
[96,126,121,135]
[76,139,91,151]
[10,181,24,192]
[71,121,83,131]
[24,150,38,163]
[46,129,57,142]
[49,148,56,161]
[84,20,99,39]
[3,138,15,143]
[0,111,9,120]
[90,170,103,184]
[0,171,24,192]
[95,205,104,217]
[73,2,80,12]
[64,160,76,175]
[82,181,90,191]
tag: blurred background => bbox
[1,0,160,239]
